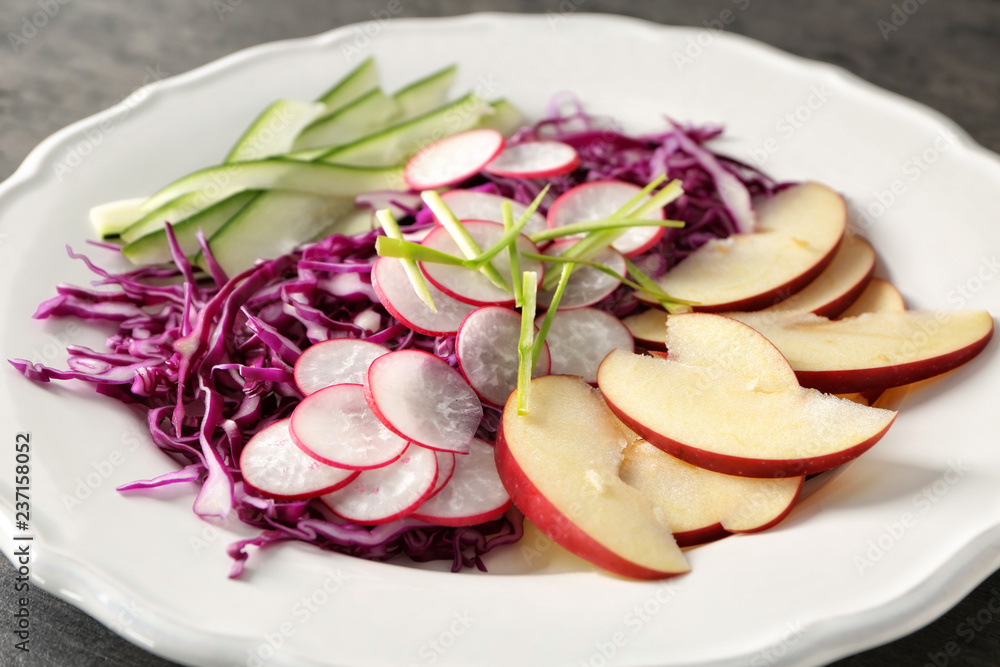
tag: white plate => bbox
[1,13,999,667]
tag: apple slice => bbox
[496,374,689,579]
[838,277,905,318]
[725,309,995,393]
[619,440,803,547]
[622,308,668,352]
[762,235,875,317]
[653,182,846,311]
[597,313,897,477]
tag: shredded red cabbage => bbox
[10,101,783,576]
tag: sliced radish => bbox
[412,438,511,526]
[290,383,409,470]
[365,349,483,454]
[535,307,634,384]
[439,189,548,236]
[320,444,438,525]
[547,180,666,256]
[537,239,627,310]
[404,129,505,190]
[419,220,543,306]
[371,256,476,336]
[428,451,458,498]
[239,419,358,500]
[456,306,551,407]
[293,338,390,395]
[483,140,580,179]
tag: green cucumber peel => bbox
[375,209,438,312]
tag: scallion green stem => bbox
[421,190,510,292]
[516,271,538,415]
[375,208,437,312]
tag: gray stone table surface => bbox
[1,1,998,666]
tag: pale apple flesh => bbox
[496,374,689,579]
[597,314,897,478]
[762,235,875,317]
[725,309,995,394]
[619,440,803,547]
[653,182,846,311]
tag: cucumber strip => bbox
[316,93,493,167]
[197,190,355,276]
[121,191,217,243]
[142,158,405,213]
[293,88,402,151]
[89,197,146,239]
[225,99,327,163]
[392,64,457,119]
[476,99,525,137]
[121,191,259,265]
[315,57,379,111]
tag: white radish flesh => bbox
[439,189,548,236]
[320,444,438,524]
[365,349,483,454]
[483,140,580,179]
[371,256,476,336]
[293,338,390,395]
[420,220,543,306]
[428,451,457,498]
[412,438,511,526]
[240,419,358,500]
[547,180,666,256]
[290,383,409,470]
[404,129,505,190]
[456,306,551,407]
[535,307,634,384]
[538,239,627,309]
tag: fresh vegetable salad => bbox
[11,59,991,580]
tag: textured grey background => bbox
[0,1,998,665]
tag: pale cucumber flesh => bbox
[121,191,259,265]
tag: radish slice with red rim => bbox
[456,306,551,407]
[290,383,409,470]
[412,438,511,527]
[404,129,505,190]
[535,307,635,384]
[428,451,457,498]
[537,239,627,310]
[293,338,390,395]
[320,444,438,525]
[419,220,543,307]
[439,189,548,236]
[547,180,666,256]
[483,140,580,179]
[365,349,483,454]
[239,419,358,500]
[371,256,476,336]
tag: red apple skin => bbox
[691,242,840,313]
[672,523,729,548]
[494,422,685,580]
[810,261,875,318]
[602,398,897,478]
[795,322,994,394]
